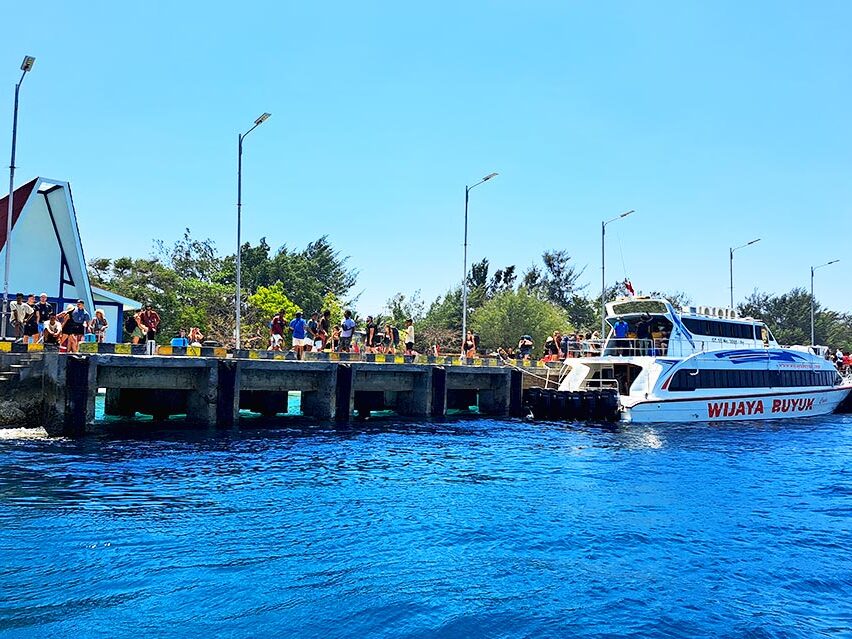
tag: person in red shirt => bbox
[140,305,161,342]
[269,311,285,351]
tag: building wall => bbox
[0,196,62,297]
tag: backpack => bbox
[124,314,137,333]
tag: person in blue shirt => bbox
[289,311,308,359]
[613,318,629,356]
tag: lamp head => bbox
[828,259,840,265]
[255,112,271,125]
[620,209,635,218]
[747,238,761,246]
[20,56,35,73]
[482,172,498,181]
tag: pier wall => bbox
[36,353,530,435]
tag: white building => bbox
[0,177,139,343]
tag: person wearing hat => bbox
[140,304,161,342]
[288,311,308,359]
[63,299,90,353]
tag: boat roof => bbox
[607,296,765,324]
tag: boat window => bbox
[682,318,756,340]
[668,368,837,391]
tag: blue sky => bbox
[4,1,850,314]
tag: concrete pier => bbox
[36,352,525,436]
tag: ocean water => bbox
[0,413,850,638]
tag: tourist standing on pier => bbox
[365,316,378,354]
[128,310,147,344]
[463,331,476,358]
[319,310,331,346]
[22,295,40,345]
[289,311,308,359]
[339,310,356,352]
[316,310,330,351]
[62,300,90,353]
[9,293,32,342]
[306,312,320,352]
[404,318,415,355]
[269,311,285,350]
[518,334,534,360]
[34,293,53,342]
[140,305,161,341]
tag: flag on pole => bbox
[624,279,635,296]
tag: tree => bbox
[385,291,425,327]
[244,282,302,348]
[738,287,852,350]
[322,291,344,330]
[471,288,570,354]
[488,265,517,297]
[156,229,222,283]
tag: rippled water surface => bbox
[1,414,851,638]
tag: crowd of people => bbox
[7,293,852,373]
[267,309,416,360]
[8,292,100,353]
[832,348,852,375]
[6,294,175,354]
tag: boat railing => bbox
[599,338,669,357]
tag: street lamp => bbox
[461,172,498,358]
[729,238,761,309]
[810,259,839,346]
[235,112,271,349]
[601,209,634,337]
[2,55,36,341]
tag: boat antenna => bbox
[617,230,629,282]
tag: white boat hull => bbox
[622,387,852,423]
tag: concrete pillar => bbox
[301,365,337,421]
[478,371,511,416]
[431,366,447,417]
[216,360,237,427]
[41,353,66,436]
[509,369,524,417]
[335,364,352,422]
[64,355,92,436]
[394,369,432,417]
[185,360,217,425]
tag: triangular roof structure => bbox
[0,177,94,311]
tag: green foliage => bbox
[88,230,357,347]
[739,288,852,351]
[385,291,425,327]
[322,292,344,329]
[471,288,570,353]
[247,282,302,319]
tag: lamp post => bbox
[460,172,497,359]
[810,259,839,346]
[601,209,634,337]
[729,238,760,309]
[235,112,271,350]
[2,55,35,342]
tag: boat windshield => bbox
[610,300,669,316]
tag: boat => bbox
[557,297,852,423]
